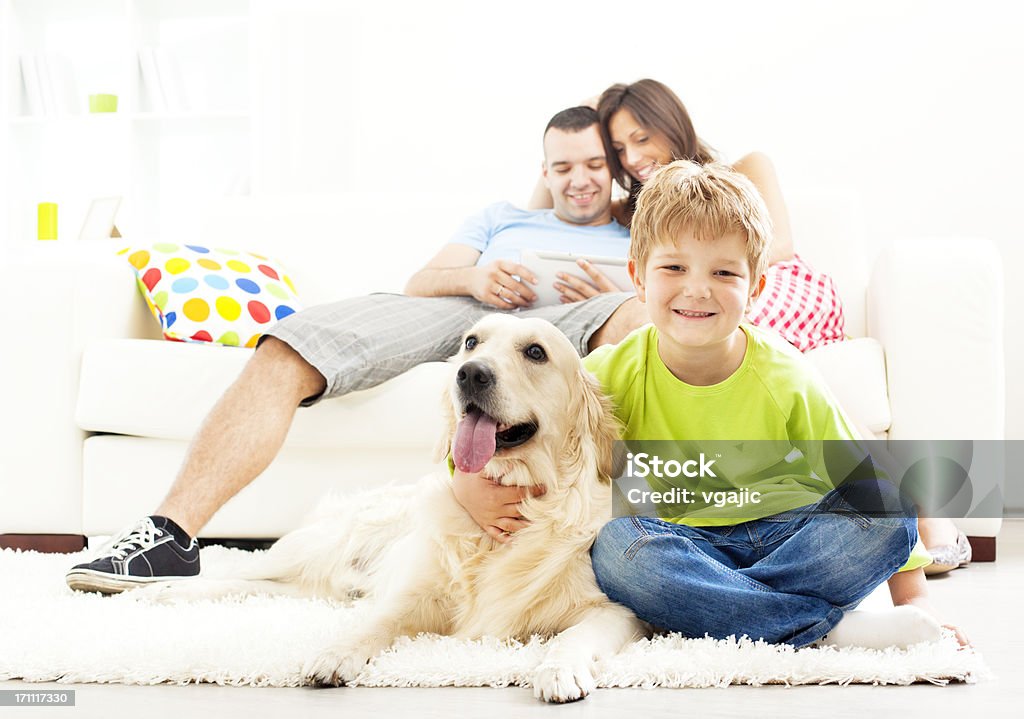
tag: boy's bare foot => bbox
[816,606,943,650]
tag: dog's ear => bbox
[432,369,458,465]
[565,367,621,482]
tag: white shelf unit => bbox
[1,0,252,250]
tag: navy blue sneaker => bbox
[66,516,200,594]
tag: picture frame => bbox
[78,196,122,241]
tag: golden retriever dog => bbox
[138,314,647,702]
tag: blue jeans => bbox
[591,480,918,647]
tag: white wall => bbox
[250,0,1022,437]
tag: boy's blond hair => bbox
[630,160,773,282]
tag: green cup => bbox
[89,94,118,113]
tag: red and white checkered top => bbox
[746,254,845,353]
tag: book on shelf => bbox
[19,55,44,115]
[48,55,81,115]
[138,47,190,114]
[138,48,167,112]
[18,53,81,117]
[155,48,190,113]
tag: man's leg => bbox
[521,292,642,356]
[155,337,326,538]
[66,337,326,594]
[586,296,649,352]
[162,292,493,534]
[68,294,490,593]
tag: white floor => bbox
[5,521,1023,719]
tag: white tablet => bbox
[520,249,634,308]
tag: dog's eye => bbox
[524,344,547,363]
[465,336,478,351]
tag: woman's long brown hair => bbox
[598,79,717,225]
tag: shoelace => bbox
[101,518,164,560]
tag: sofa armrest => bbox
[0,245,158,534]
[70,245,162,343]
[867,238,1004,441]
[870,239,1004,542]
[0,253,84,533]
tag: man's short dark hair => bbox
[544,106,599,136]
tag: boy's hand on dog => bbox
[452,469,546,543]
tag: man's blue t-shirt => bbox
[450,202,630,266]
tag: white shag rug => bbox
[0,546,990,689]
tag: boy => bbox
[455,161,967,649]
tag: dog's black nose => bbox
[457,361,494,394]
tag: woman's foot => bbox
[924,529,972,576]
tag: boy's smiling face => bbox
[629,229,764,375]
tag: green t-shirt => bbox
[583,323,930,571]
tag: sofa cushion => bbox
[82,435,435,537]
[122,244,302,347]
[805,337,891,436]
[78,335,893,447]
[76,339,450,448]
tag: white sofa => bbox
[0,191,1005,554]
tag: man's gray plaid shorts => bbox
[262,292,635,405]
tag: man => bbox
[66,106,647,593]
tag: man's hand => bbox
[469,260,538,309]
[554,258,624,303]
[451,469,546,543]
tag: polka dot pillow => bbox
[120,243,303,347]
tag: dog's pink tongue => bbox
[453,408,498,473]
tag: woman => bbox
[531,78,844,353]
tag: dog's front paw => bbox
[532,660,595,703]
[303,644,374,687]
